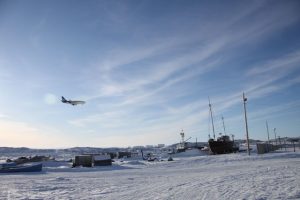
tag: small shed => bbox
[93,155,112,166]
[117,151,131,159]
[256,143,279,154]
[73,155,93,167]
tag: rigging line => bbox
[208,107,211,139]
[208,96,215,140]
[222,115,226,136]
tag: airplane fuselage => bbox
[61,96,85,106]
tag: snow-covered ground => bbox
[1,151,300,200]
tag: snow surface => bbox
[1,151,300,200]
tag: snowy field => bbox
[1,151,300,200]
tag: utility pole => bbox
[222,115,226,136]
[266,120,270,152]
[208,97,215,140]
[266,121,270,144]
[243,92,250,156]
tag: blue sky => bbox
[0,0,300,148]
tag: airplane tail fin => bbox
[61,96,67,102]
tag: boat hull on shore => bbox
[0,163,42,173]
[208,136,239,154]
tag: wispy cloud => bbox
[249,100,300,122]
[247,51,300,77]
[224,99,300,130]
[209,49,300,113]
[69,2,300,141]
[83,0,300,104]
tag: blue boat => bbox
[0,163,42,173]
[0,162,17,168]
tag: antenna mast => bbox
[208,97,215,140]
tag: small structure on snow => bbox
[73,155,93,167]
[94,155,112,166]
[73,154,112,167]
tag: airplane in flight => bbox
[61,96,85,106]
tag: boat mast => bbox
[222,115,226,136]
[208,97,216,140]
[243,92,250,156]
